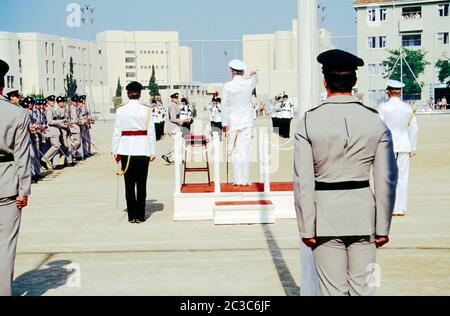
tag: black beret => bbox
[71,95,79,102]
[20,100,28,108]
[126,81,143,92]
[46,95,56,102]
[6,90,20,99]
[317,49,364,71]
[80,95,87,101]
[181,97,188,104]
[216,98,222,103]
[170,93,179,99]
[283,95,289,99]
[56,96,66,103]
[0,59,9,76]
[24,97,35,105]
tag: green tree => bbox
[148,65,159,97]
[65,57,78,98]
[436,57,450,87]
[383,48,430,99]
[115,77,122,97]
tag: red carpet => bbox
[181,182,294,193]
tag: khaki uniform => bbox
[294,95,398,296]
[0,95,32,296]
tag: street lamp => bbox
[81,4,96,115]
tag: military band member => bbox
[221,59,258,186]
[180,97,194,137]
[207,97,223,141]
[270,96,282,134]
[0,60,32,296]
[70,96,84,160]
[294,49,398,296]
[161,93,190,164]
[6,90,21,106]
[378,80,418,217]
[279,95,294,138]
[112,82,156,224]
[41,95,61,170]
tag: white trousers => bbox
[395,153,410,212]
[229,127,252,185]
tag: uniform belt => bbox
[315,180,370,191]
[122,131,147,136]
[0,154,14,163]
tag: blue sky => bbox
[0,0,357,82]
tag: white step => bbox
[213,200,276,225]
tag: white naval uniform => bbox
[378,97,418,212]
[112,100,156,157]
[222,73,258,185]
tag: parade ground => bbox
[11,114,450,296]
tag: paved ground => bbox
[12,113,450,296]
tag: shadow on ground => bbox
[121,200,164,221]
[262,225,300,296]
[12,260,75,296]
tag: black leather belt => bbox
[315,180,370,191]
[0,154,14,163]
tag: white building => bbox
[353,0,450,107]
[0,30,207,119]
[242,20,334,105]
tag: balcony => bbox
[399,18,423,32]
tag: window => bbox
[98,50,102,55]
[437,32,449,44]
[126,65,136,69]
[125,50,136,54]
[368,63,385,76]
[401,6,422,19]
[125,57,136,63]
[368,8,387,22]
[47,78,50,91]
[52,43,55,56]
[20,78,23,90]
[53,78,56,91]
[19,60,22,73]
[46,60,49,74]
[126,72,136,78]
[45,42,48,55]
[438,3,449,16]
[369,89,386,105]
[402,34,421,47]
[161,50,164,54]
[18,41,21,55]
[368,36,387,48]
[52,61,55,74]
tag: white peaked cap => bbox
[229,59,247,71]
[386,79,405,89]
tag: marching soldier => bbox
[378,80,418,217]
[221,59,259,186]
[80,95,93,158]
[112,82,156,224]
[22,97,43,183]
[151,99,162,141]
[70,96,84,160]
[41,95,61,170]
[0,60,32,296]
[54,96,74,167]
[294,49,398,296]
[161,93,190,164]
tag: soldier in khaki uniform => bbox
[0,60,32,296]
[294,50,398,296]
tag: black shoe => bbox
[128,219,137,224]
[135,219,145,224]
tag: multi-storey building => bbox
[242,20,334,104]
[0,30,201,119]
[353,0,450,107]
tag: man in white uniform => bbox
[378,80,418,216]
[222,60,258,186]
[112,82,157,223]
